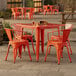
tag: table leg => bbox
[50,7,53,15]
[62,13,66,24]
[36,27,40,61]
[58,26,60,35]
[41,29,44,53]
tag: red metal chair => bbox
[45,24,72,64]
[49,24,72,55]
[4,28,32,63]
[49,5,54,14]
[43,5,49,15]
[24,8,35,19]
[11,8,23,19]
[53,5,59,14]
[38,8,43,13]
[11,23,35,55]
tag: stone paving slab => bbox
[0,41,76,76]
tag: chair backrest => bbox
[49,5,54,10]
[49,23,62,36]
[63,24,72,42]
[24,8,26,13]
[14,8,18,12]
[11,8,15,13]
[29,8,35,14]
[43,5,48,10]
[11,24,23,37]
[4,28,13,41]
[16,7,23,14]
[11,23,34,37]
[11,8,18,14]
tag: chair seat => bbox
[9,39,28,44]
[22,35,32,39]
[48,40,63,45]
[51,35,63,41]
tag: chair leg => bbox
[29,14,31,19]
[26,43,32,61]
[48,46,51,54]
[66,43,72,63]
[18,46,22,58]
[29,37,35,54]
[14,15,16,19]
[44,44,49,62]
[5,45,10,61]
[67,39,72,55]
[53,10,55,14]
[24,14,26,19]
[13,48,17,63]
[30,14,33,19]
[23,45,26,52]
[44,11,46,15]
[16,15,17,19]
[50,9,53,15]
[57,49,61,65]
[56,10,59,14]
[55,45,61,65]
[28,13,31,19]
[21,14,23,19]
[31,14,33,19]
[60,46,63,58]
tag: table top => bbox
[15,23,64,29]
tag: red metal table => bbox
[15,23,62,61]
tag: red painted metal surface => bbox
[4,28,32,63]
[15,23,64,61]
[45,24,72,64]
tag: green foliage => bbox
[3,22,11,28]
[3,22,12,41]
[0,9,12,19]
[0,11,4,18]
